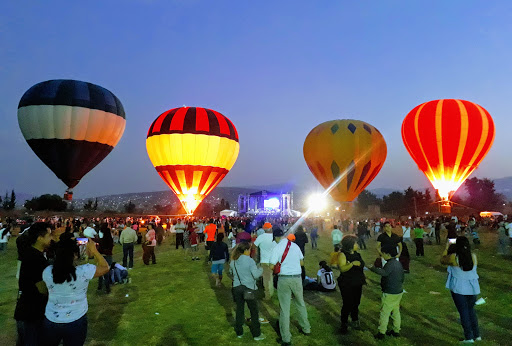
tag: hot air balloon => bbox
[303,119,387,203]
[401,99,495,212]
[146,107,239,214]
[17,80,126,200]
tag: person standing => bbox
[208,233,229,287]
[14,222,53,346]
[331,225,343,248]
[43,238,109,346]
[435,219,442,245]
[413,224,425,257]
[0,225,11,252]
[357,221,367,250]
[204,219,217,250]
[294,225,309,256]
[143,224,157,265]
[270,228,311,346]
[120,221,137,269]
[441,237,481,343]
[254,222,276,300]
[229,242,265,341]
[369,245,405,339]
[175,218,186,249]
[337,235,365,334]
[377,222,402,259]
[97,223,114,293]
[310,226,318,249]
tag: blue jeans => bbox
[123,243,134,268]
[451,292,480,340]
[44,315,87,346]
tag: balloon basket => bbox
[439,201,452,214]
[64,190,73,201]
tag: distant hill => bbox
[493,176,512,200]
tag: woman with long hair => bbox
[441,236,481,343]
[337,234,366,334]
[42,237,109,345]
[229,242,265,341]
[98,223,114,293]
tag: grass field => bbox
[1,227,511,346]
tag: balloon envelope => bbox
[303,119,387,202]
[401,99,495,200]
[146,107,239,214]
[17,79,126,191]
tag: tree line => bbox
[355,177,506,215]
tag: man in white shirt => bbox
[331,225,343,247]
[270,228,311,345]
[175,219,186,249]
[83,223,97,239]
[254,222,276,300]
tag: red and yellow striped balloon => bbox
[401,99,495,201]
[146,107,239,214]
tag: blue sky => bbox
[1,1,512,198]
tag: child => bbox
[369,245,405,340]
[329,244,342,269]
[189,229,199,260]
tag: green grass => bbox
[1,228,511,345]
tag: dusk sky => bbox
[1,1,512,199]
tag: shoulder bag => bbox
[233,260,257,301]
[273,241,292,275]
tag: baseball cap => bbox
[263,222,272,229]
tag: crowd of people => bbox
[0,212,509,345]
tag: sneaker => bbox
[236,334,243,339]
[474,337,482,341]
[386,330,400,337]
[460,340,474,343]
[475,298,486,305]
[253,334,265,341]
[375,333,385,340]
[300,329,311,336]
[259,317,269,324]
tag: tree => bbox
[381,191,405,213]
[83,200,94,211]
[124,200,136,214]
[355,190,382,213]
[93,198,98,211]
[8,190,16,210]
[24,194,67,211]
[1,192,9,210]
[464,177,505,211]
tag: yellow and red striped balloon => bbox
[146,107,239,214]
[401,99,495,201]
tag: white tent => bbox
[220,209,238,217]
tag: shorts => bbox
[211,263,224,275]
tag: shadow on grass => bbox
[203,261,234,326]
[158,323,193,345]
[87,282,138,344]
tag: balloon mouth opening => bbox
[181,195,200,215]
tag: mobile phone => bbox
[77,237,89,245]
[448,238,456,244]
